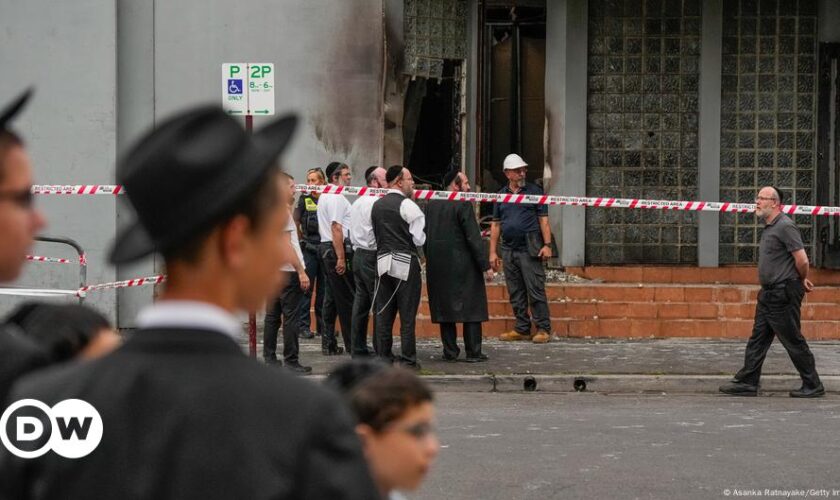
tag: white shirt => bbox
[281,215,306,272]
[388,189,426,247]
[349,194,379,251]
[136,300,242,342]
[317,187,352,243]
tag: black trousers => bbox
[501,247,551,333]
[375,256,422,365]
[735,279,822,389]
[263,272,303,364]
[319,242,355,352]
[440,322,483,360]
[351,249,377,357]
[297,243,326,335]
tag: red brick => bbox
[564,287,595,300]
[654,287,685,302]
[599,319,630,337]
[545,286,566,301]
[694,320,725,337]
[488,301,511,316]
[658,303,689,318]
[810,268,840,286]
[592,286,655,302]
[660,320,696,337]
[486,285,506,300]
[716,288,745,303]
[566,303,599,319]
[671,267,730,284]
[625,303,659,318]
[728,267,759,284]
[720,303,756,320]
[723,320,753,338]
[810,287,840,303]
[552,321,570,337]
[596,303,630,319]
[568,320,599,337]
[689,303,719,319]
[683,287,714,302]
[643,267,674,283]
[629,319,661,337]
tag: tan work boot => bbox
[499,330,531,341]
[532,330,551,344]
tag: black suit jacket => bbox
[0,328,380,500]
[0,324,48,406]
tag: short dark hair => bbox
[0,129,24,184]
[326,162,348,182]
[385,165,404,185]
[443,169,461,189]
[327,360,433,432]
[8,303,111,363]
[162,167,281,263]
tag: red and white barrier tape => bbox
[76,274,165,297]
[31,183,840,217]
[26,255,72,264]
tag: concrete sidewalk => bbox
[248,336,840,394]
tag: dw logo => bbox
[0,399,103,459]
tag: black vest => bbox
[297,194,320,245]
[372,192,415,256]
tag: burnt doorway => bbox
[479,5,546,194]
[404,61,463,187]
[816,43,840,268]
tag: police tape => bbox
[31,183,840,217]
[76,274,165,297]
[26,255,73,264]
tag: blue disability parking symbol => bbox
[228,79,243,95]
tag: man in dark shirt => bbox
[488,153,553,344]
[720,186,824,398]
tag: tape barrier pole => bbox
[32,183,840,217]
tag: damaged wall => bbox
[154,0,385,180]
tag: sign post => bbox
[222,63,275,358]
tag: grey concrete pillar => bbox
[465,0,480,183]
[116,0,157,327]
[697,0,722,267]
[820,0,840,42]
[544,0,588,266]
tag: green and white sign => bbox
[222,63,275,116]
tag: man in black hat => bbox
[318,161,355,355]
[0,89,49,405]
[0,107,378,499]
[425,169,492,362]
[348,165,386,358]
[372,165,425,369]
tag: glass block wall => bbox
[586,0,701,264]
[718,0,818,264]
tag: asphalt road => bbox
[410,393,840,500]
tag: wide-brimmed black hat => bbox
[0,88,33,131]
[108,106,297,264]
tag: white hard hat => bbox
[503,153,528,170]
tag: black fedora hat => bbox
[0,88,34,131]
[108,106,297,264]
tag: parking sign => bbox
[222,63,274,116]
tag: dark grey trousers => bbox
[735,279,822,389]
[263,272,302,364]
[501,247,551,333]
[351,249,377,357]
[319,243,355,353]
[374,256,422,366]
[440,322,483,360]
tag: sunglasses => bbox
[0,188,34,209]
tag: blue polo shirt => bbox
[492,182,548,250]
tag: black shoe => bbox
[322,346,345,356]
[400,361,422,371]
[464,354,489,363]
[719,381,758,396]
[790,384,825,398]
[441,353,459,363]
[299,330,315,339]
[264,359,281,366]
[285,361,313,374]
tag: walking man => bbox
[488,153,553,344]
[318,161,355,355]
[349,165,387,357]
[720,186,824,398]
[425,169,492,362]
[372,165,425,369]
[0,107,378,498]
[263,172,312,373]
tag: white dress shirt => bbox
[136,300,243,342]
[388,189,426,246]
[281,215,305,272]
[317,187,352,243]
[349,195,379,251]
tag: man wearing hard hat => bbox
[488,153,553,344]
